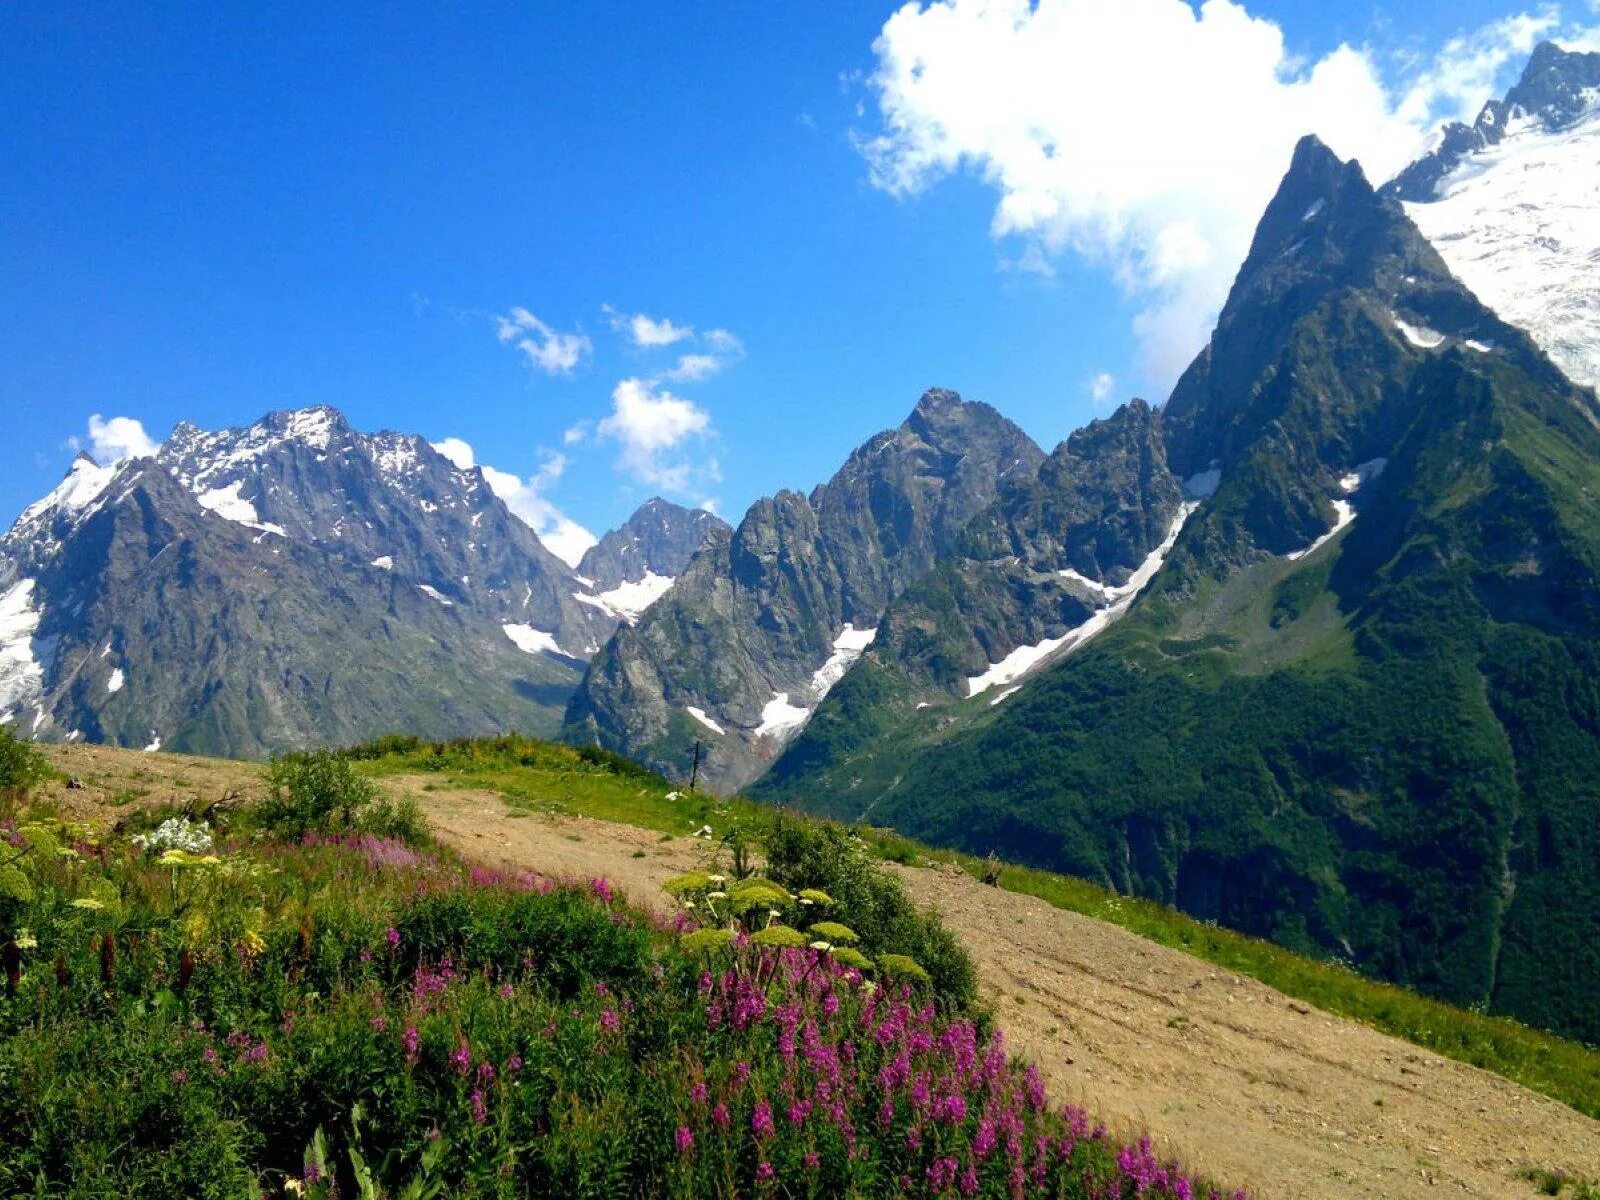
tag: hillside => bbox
[753,135,1600,1045]
[29,740,1600,1200]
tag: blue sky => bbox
[3,1,1594,562]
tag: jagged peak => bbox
[913,387,964,415]
[1237,136,1375,277]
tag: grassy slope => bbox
[351,736,1600,1120]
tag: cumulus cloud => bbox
[430,437,597,567]
[72,414,160,463]
[596,377,717,494]
[494,307,591,375]
[858,0,1593,389]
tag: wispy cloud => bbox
[1086,372,1116,407]
[603,305,695,348]
[494,306,591,375]
[431,436,597,567]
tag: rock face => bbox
[571,499,729,625]
[577,498,728,591]
[156,406,611,656]
[0,459,579,757]
[0,405,650,755]
[564,389,1045,792]
[1388,41,1600,389]
[756,135,1600,1045]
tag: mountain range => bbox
[0,408,726,756]
[6,42,1600,1042]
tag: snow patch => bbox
[1301,198,1325,221]
[1393,316,1446,349]
[194,480,287,538]
[1286,460,1386,563]
[989,687,1022,707]
[1465,338,1495,354]
[418,585,454,607]
[972,502,1197,699]
[581,572,675,623]
[502,623,561,656]
[686,706,726,735]
[106,668,124,695]
[754,693,810,741]
[0,579,47,723]
[1286,500,1355,562]
[371,555,394,570]
[284,408,336,450]
[809,624,877,698]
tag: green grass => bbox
[349,733,1600,1120]
[351,733,769,837]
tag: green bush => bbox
[763,816,979,1014]
[0,728,49,799]
[258,750,382,839]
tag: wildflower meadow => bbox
[0,731,1240,1198]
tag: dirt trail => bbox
[38,751,1600,1199]
[404,782,1600,1200]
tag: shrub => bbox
[0,728,49,799]
[764,816,980,1014]
[258,750,381,838]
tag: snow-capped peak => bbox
[1394,42,1600,390]
[2,455,126,564]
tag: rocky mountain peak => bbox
[1235,134,1377,280]
[575,497,728,592]
[1386,41,1600,203]
[1504,40,1600,127]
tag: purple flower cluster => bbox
[669,945,1231,1199]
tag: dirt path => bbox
[38,751,1600,1199]
[402,781,1600,1200]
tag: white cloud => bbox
[605,306,695,348]
[1087,372,1115,406]
[74,414,159,463]
[429,437,597,567]
[663,328,747,382]
[663,353,725,382]
[597,377,716,494]
[431,437,476,470]
[494,307,591,375]
[1394,10,1563,126]
[858,0,1593,389]
[562,421,591,445]
[704,328,743,354]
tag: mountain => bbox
[1387,41,1600,390]
[755,135,1600,1044]
[574,498,729,623]
[0,408,724,757]
[564,389,1046,792]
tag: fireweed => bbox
[0,805,1238,1198]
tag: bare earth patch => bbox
[45,750,1600,1199]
